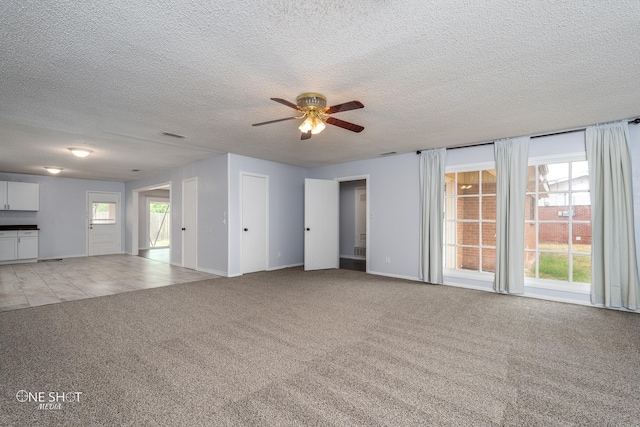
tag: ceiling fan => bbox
[252,93,364,140]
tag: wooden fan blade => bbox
[301,131,312,140]
[270,98,300,110]
[325,117,364,133]
[325,101,364,115]
[252,117,297,126]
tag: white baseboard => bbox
[267,263,304,271]
[196,266,229,277]
[226,272,243,278]
[443,280,493,293]
[367,270,421,282]
[0,258,37,266]
[39,254,88,261]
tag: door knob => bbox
[244,228,248,231]
[182,227,186,231]
[306,228,310,231]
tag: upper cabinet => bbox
[0,182,39,211]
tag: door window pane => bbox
[92,202,117,224]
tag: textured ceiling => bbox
[1,0,639,181]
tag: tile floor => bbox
[0,255,219,312]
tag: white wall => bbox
[227,154,307,276]
[124,154,228,275]
[0,172,125,259]
[308,153,420,280]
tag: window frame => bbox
[524,152,591,294]
[443,161,497,279]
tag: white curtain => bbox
[494,137,529,294]
[586,122,640,310]
[419,148,446,284]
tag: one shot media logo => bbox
[15,390,82,410]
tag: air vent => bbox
[161,132,186,139]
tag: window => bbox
[525,158,591,284]
[91,202,117,224]
[444,168,496,273]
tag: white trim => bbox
[444,268,495,282]
[267,263,304,271]
[195,266,228,277]
[0,259,37,266]
[39,253,88,261]
[368,270,420,282]
[528,152,586,165]
[525,277,590,294]
[443,279,493,292]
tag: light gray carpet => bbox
[1,268,639,426]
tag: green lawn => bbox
[533,244,591,283]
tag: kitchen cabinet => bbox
[0,181,39,211]
[0,230,38,263]
[0,231,18,261]
[18,230,38,259]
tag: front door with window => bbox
[88,191,122,256]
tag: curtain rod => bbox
[416,117,640,154]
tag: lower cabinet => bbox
[0,231,18,261]
[18,231,38,259]
[0,230,38,262]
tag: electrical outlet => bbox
[385,257,391,264]
[277,251,281,258]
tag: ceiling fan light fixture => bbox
[311,117,326,134]
[69,147,93,158]
[298,114,326,135]
[45,167,63,174]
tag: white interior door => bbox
[88,191,121,256]
[182,178,197,270]
[305,178,339,271]
[242,174,268,274]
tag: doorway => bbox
[137,186,171,264]
[339,179,367,272]
[303,176,369,272]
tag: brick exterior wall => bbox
[537,205,592,244]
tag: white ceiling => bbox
[1,1,639,181]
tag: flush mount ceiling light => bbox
[45,167,63,174]
[252,93,364,140]
[68,147,93,158]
